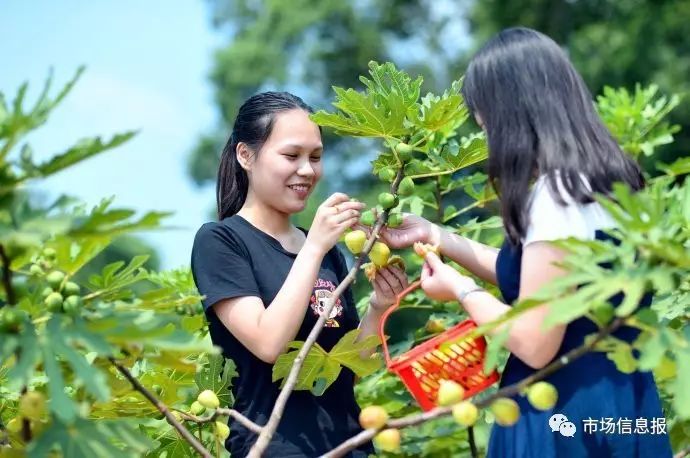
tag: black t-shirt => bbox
[191,215,374,457]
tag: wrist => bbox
[302,239,326,258]
[427,223,442,247]
[454,283,486,303]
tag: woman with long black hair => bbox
[191,92,407,456]
[379,27,672,457]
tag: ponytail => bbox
[216,134,248,220]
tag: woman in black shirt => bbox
[191,92,407,457]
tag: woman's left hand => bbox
[421,252,478,302]
[369,266,409,312]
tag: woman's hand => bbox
[305,193,365,255]
[420,252,478,302]
[362,211,436,249]
[369,266,409,312]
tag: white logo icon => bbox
[549,413,576,437]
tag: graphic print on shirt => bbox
[310,278,343,327]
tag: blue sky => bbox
[0,0,222,269]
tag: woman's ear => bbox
[235,142,254,171]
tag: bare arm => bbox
[212,193,364,364]
[429,224,499,285]
[212,241,326,364]
[453,242,569,369]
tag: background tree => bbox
[465,0,690,169]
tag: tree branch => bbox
[247,169,406,457]
[108,357,212,458]
[0,244,16,307]
[321,317,626,457]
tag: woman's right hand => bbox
[306,193,365,255]
[377,212,437,249]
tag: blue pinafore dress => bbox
[486,234,674,457]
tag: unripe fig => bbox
[359,405,388,429]
[62,295,82,315]
[395,143,413,161]
[344,230,367,255]
[452,401,479,426]
[197,389,220,409]
[527,381,558,411]
[378,193,397,210]
[190,401,205,415]
[29,264,43,276]
[592,303,614,325]
[398,177,415,196]
[45,292,63,312]
[378,168,396,182]
[63,281,80,296]
[437,380,465,406]
[46,271,65,289]
[359,210,376,227]
[387,213,403,228]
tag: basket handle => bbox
[378,279,422,367]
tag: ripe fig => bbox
[345,230,367,255]
[437,380,465,406]
[452,401,479,426]
[490,398,520,426]
[359,405,388,429]
[374,428,401,452]
[369,242,391,268]
[526,381,558,411]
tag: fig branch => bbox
[248,168,407,457]
[108,357,212,458]
[321,317,627,457]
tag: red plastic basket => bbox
[378,280,500,411]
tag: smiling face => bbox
[241,109,323,215]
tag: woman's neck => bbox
[237,200,292,239]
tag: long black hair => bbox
[461,27,644,244]
[216,91,315,220]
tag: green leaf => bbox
[36,132,137,177]
[672,349,690,418]
[195,354,238,406]
[606,343,638,374]
[312,61,422,138]
[327,330,382,377]
[42,327,78,422]
[28,417,153,458]
[483,325,510,374]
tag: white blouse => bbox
[522,173,617,247]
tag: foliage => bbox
[310,61,689,456]
[0,71,234,457]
